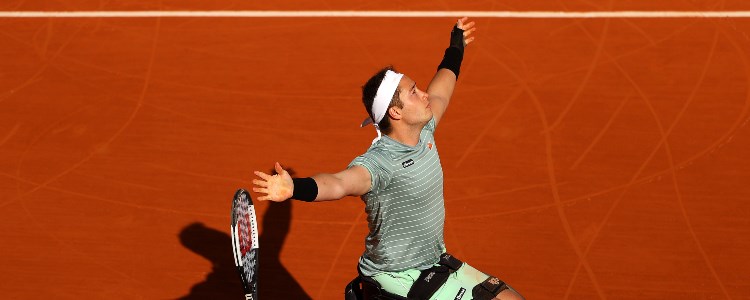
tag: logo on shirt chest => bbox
[402,159,415,168]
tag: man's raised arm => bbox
[427,17,476,125]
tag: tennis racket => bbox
[231,189,259,300]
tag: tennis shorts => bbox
[370,262,492,300]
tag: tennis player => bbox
[252,17,524,300]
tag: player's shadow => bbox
[177,200,311,299]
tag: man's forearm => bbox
[427,68,458,100]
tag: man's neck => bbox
[386,124,423,147]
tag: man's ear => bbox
[388,105,402,121]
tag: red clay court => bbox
[1,1,750,299]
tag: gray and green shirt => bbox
[349,117,446,277]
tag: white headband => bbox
[359,70,403,144]
[372,70,403,124]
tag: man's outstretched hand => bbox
[252,162,293,202]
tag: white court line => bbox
[1,10,750,18]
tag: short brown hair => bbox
[361,66,403,134]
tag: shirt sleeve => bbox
[348,151,392,195]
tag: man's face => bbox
[395,75,432,125]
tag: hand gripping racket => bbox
[231,189,259,300]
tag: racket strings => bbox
[236,206,253,255]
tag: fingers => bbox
[463,27,476,40]
[274,162,286,176]
[463,23,476,35]
[252,186,271,201]
[254,170,271,180]
[252,170,273,201]
[457,17,475,29]
[252,178,268,188]
[457,17,468,28]
[456,17,476,47]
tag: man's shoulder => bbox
[357,142,394,163]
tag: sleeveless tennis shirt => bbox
[349,117,446,277]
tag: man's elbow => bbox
[335,176,363,199]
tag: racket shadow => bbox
[176,222,243,299]
[177,201,311,299]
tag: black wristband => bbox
[291,177,318,202]
[449,24,465,53]
[437,46,464,79]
